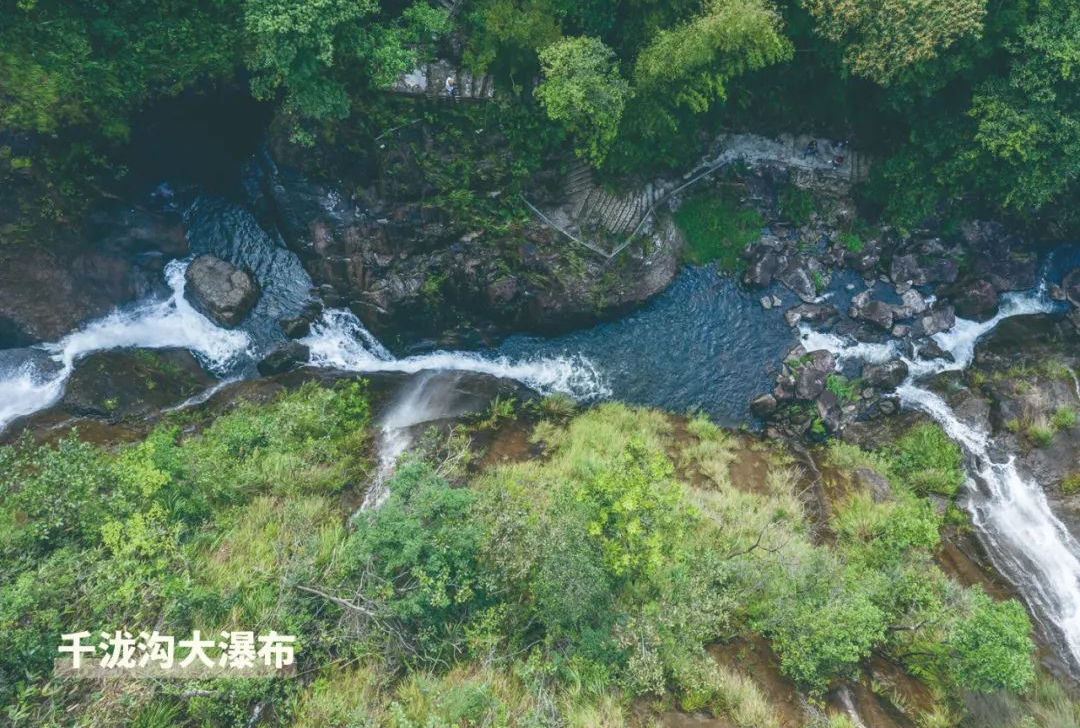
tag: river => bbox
[1,189,1080,676]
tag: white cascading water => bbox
[805,290,1080,670]
[0,260,252,431]
[302,308,611,401]
[359,370,474,511]
[0,259,608,433]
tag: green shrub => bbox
[889,424,965,497]
[838,232,863,253]
[779,184,816,227]
[1052,406,1077,431]
[674,191,763,272]
[826,374,859,402]
[1029,425,1054,448]
[1062,473,1080,495]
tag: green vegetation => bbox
[837,232,863,254]
[888,423,965,497]
[674,190,764,270]
[779,184,816,226]
[825,374,859,402]
[1,390,1048,725]
[6,0,1080,237]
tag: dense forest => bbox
[2,0,1080,234]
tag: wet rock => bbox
[795,350,836,400]
[744,250,779,288]
[900,289,928,315]
[1050,284,1067,302]
[62,348,216,421]
[879,399,899,415]
[760,295,774,311]
[890,254,927,289]
[913,304,955,337]
[923,258,959,285]
[784,303,836,327]
[278,316,311,339]
[849,291,895,331]
[184,255,260,328]
[909,339,953,362]
[257,342,310,376]
[862,360,909,391]
[750,393,778,417]
[974,251,1037,292]
[844,238,881,273]
[1064,268,1080,308]
[953,279,999,321]
[891,324,911,338]
[0,205,188,341]
[777,257,818,302]
[817,391,843,433]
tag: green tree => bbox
[947,590,1035,692]
[245,0,449,121]
[801,0,987,86]
[574,440,690,580]
[969,3,1080,213]
[535,37,631,166]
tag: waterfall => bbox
[0,260,252,431]
[807,289,1080,671]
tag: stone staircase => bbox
[391,59,495,100]
[562,162,664,239]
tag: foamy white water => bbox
[304,308,611,401]
[809,287,1080,670]
[0,260,251,431]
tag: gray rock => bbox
[953,279,998,321]
[750,393,778,417]
[854,468,893,502]
[794,350,836,400]
[744,250,779,288]
[900,289,928,315]
[1064,268,1080,308]
[761,295,775,310]
[257,342,310,376]
[862,360,909,391]
[278,316,311,339]
[816,391,843,433]
[784,303,836,327]
[849,297,894,330]
[777,258,818,303]
[184,255,260,328]
[890,254,927,288]
[914,304,955,337]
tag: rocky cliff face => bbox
[0,202,188,343]
[247,135,679,350]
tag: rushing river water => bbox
[2,190,1080,674]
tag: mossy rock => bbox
[62,348,216,422]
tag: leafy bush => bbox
[674,191,764,271]
[779,184,816,226]
[889,423,965,496]
[1052,406,1077,431]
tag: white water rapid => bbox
[0,259,608,433]
[0,260,252,431]
[803,290,1080,670]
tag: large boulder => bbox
[1063,268,1080,308]
[62,348,216,421]
[862,360,909,391]
[890,254,927,290]
[848,291,894,330]
[744,249,779,288]
[256,342,310,376]
[0,205,188,342]
[184,254,259,328]
[784,303,836,327]
[914,304,956,337]
[794,350,836,400]
[953,279,999,321]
